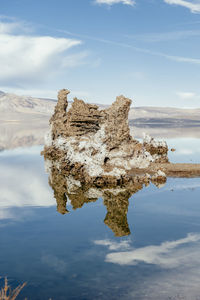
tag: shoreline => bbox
[130,163,200,178]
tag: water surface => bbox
[1,135,200,299]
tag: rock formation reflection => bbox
[103,190,131,237]
[45,159,166,237]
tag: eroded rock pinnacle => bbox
[42,89,168,185]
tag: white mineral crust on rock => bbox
[43,89,168,183]
[143,133,167,148]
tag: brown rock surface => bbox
[42,89,169,185]
[104,95,134,150]
[49,89,135,144]
[50,89,70,140]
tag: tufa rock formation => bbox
[42,89,168,185]
[42,89,200,237]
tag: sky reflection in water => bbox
[1,139,200,299]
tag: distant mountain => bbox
[0,91,57,118]
[1,90,200,123]
[129,106,200,123]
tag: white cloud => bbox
[94,239,131,250]
[176,92,196,99]
[0,146,55,220]
[164,53,200,64]
[0,20,86,87]
[101,233,200,267]
[95,0,135,6]
[95,234,200,299]
[0,163,53,207]
[124,233,200,299]
[0,22,22,34]
[164,0,200,13]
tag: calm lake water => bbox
[1,133,200,299]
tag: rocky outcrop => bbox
[42,89,168,185]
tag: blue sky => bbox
[1,0,200,107]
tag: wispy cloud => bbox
[96,233,200,267]
[59,29,200,66]
[165,54,200,64]
[176,91,197,99]
[126,29,200,42]
[95,0,135,6]
[0,20,87,87]
[164,0,200,13]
